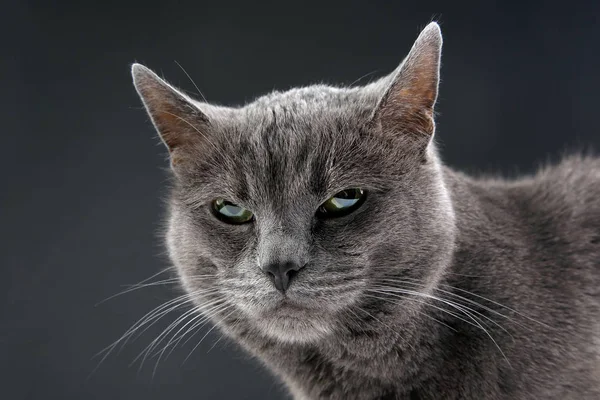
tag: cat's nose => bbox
[262,261,305,293]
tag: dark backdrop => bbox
[3,1,600,399]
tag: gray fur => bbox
[131,22,600,399]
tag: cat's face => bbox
[133,23,455,344]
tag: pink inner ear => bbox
[133,64,212,156]
[154,108,198,152]
[397,71,437,108]
[373,26,441,139]
[379,101,435,139]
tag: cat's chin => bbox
[256,313,335,344]
[249,301,336,344]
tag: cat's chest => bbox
[254,344,420,399]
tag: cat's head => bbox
[132,23,456,344]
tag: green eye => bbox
[317,188,366,218]
[211,198,254,224]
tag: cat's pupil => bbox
[317,188,366,218]
[337,189,358,199]
[220,202,243,216]
[212,199,253,224]
[330,190,360,207]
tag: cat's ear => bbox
[131,63,210,167]
[371,22,442,148]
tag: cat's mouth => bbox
[268,298,315,316]
[253,296,323,322]
[276,298,308,310]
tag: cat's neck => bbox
[442,166,530,277]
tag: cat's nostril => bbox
[263,261,305,293]
[286,268,299,282]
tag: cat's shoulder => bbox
[453,153,600,198]
[534,153,600,186]
[522,154,600,207]
[502,154,599,229]
[445,153,600,221]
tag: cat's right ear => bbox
[131,63,210,168]
[370,22,442,154]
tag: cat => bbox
[130,22,600,399]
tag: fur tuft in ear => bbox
[372,22,442,144]
[131,63,210,166]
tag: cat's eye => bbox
[211,198,254,224]
[316,188,366,218]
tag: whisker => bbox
[207,331,228,353]
[124,288,222,347]
[353,305,415,351]
[349,69,380,87]
[89,293,195,379]
[136,296,225,369]
[383,276,549,329]
[97,293,190,355]
[438,281,550,329]
[369,286,511,366]
[156,300,230,361]
[174,60,208,102]
[96,272,216,306]
[365,290,464,330]
[362,293,457,332]
[138,307,198,371]
[95,267,175,306]
[167,303,233,361]
[160,111,228,165]
[181,307,237,366]
[178,303,234,348]
[377,279,515,337]
[93,287,221,372]
[97,279,180,305]
[370,286,489,331]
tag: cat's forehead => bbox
[245,84,381,117]
[185,83,393,206]
[228,84,380,147]
[205,90,388,208]
[224,103,340,205]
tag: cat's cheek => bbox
[172,206,255,268]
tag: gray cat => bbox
[130,22,600,399]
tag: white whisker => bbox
[363,292,457,332]
[181,308,237,366]
[377,279,515,337]
[383,276,548,330]
[369,286,511,366]
[353,305,415,351]
[136,295,225,369]
[155,300,229,361]
[174,60,208,102]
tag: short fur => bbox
[131,23,600,399]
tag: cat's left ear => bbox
[371,22,442,149]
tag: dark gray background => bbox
[3,1,600,399]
